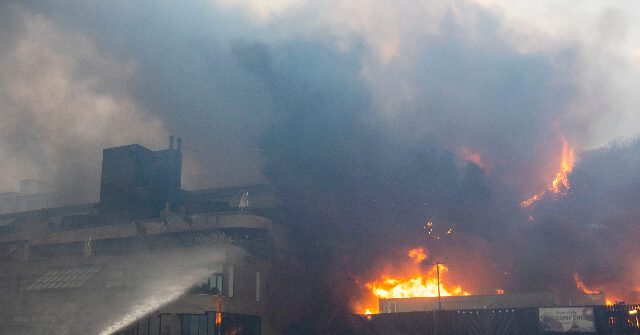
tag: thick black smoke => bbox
[1,0,640,333]
[510,139,640,302]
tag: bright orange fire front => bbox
[521,138,575,207]
[356,248,468,314]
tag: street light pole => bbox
[435,260,442,310]
[433,260,445,335]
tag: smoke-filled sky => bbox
[1,0,639,330]
[1,0,639,196]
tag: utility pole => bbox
[433,260,445,335]
[435,260,444,310]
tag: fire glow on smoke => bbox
[357,248,469,314]
[521,138,575,207]
[461,147,486,170]
[574,272,622,306]
[574,272,602,295]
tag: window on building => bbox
[256,271,261,302]
[26,267,100,290]
[208,273,224,295]
[222,313,261,335]
[191,265,224,295]
[181,314,212,335]
[181,312,260,335]
[227,265,234,298]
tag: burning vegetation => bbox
[521,138,575,207]
[574,272,602,295]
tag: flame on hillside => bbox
[356,248,468,314]
[521,138,575,207]
[573,272,625,305]
[574,273,601,294]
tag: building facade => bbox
[0,139,286,335]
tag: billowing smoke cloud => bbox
[1,0,640,332]
[0,4,167,204]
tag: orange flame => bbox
[521,138,575,207]
[550,139,575,193]
[408,248,427,264]
[574,273,601,294]
[356,248,468,313]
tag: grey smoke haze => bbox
[1,0,640,331]
[2,0,634,198]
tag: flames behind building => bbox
[0,137,639,335]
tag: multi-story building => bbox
[0,138,285,335]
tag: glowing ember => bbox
[574,273,601,294]
[356,248,468,313]
[422,221,452,240]
[461,147,486,169]
[521,138,575,207]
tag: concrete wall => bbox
[379,292,560,313]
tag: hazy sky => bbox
[1,0,639,324]
[0,0,638,201]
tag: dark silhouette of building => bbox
[99,136,182,218]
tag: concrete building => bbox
[0,179,54,215]
[0,138,286,335]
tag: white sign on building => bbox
[539,307,595,332]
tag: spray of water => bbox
[97,265,216,335]
[4,245,238,335]
[95,246,235,335]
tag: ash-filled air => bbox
[1,0,640,333]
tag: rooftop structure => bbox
[99,136,182,218]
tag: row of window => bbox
[114,312,261,335]
[190,266,263,302]
[0,276,21,294]
[181,312,260,335]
